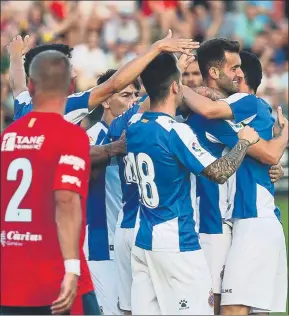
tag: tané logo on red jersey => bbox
[1,133,45,151]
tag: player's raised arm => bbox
[87,30,199,109]
[7,35,30,98]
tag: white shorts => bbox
[221,217,287,313]
[114,227,134,311]
[88,260,122,315]
[131,246,214,315]
[199,222,232,294]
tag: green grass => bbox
[271,195,288,316]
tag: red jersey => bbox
[1,112,93,307]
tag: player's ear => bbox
[209,67,220,80]
[28,80,35,96]
[102,100,110,109]
[172,81,179,95]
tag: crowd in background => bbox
[1,0,288,129]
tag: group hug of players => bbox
[1,29,288,316]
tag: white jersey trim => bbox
[172,123,216,168]
[15,90,31,104]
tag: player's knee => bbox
[222,304,250,315]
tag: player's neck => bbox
[102,111,114,127]
[32,95,66,116]
[149,100,176,118]
[205,79,229,98]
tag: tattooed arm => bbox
[192,86,226,101]
[201,126,260,184]
[202,139,250,184]
[182,85,233,119]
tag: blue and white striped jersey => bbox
[84,121,122,261]
[104,95,148,229]
[201,93,280,220]
[13,90,92,123]
[126,112,216,252]
[186,113,231,234]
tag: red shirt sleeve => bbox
[53,126,90,197]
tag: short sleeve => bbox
[14,91,33,120]
[205,120,240,149]
[53,127,90,197]
[63,90,92,124]
[220,93,258,124]
[169,123,216,175]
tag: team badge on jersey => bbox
[208,289,214,308]
[191,141,205,157]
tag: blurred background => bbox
[1,1,288,202]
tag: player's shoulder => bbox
[220,92,257,105]
[67,88,93,100]
[110,105,140,137]
[86,121,108,145]
[154,115,192,136]
[59,117,89,140]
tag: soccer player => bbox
[103,94,149,315]
[126,52,259,315]
[84,69,141,315]
[182,57,203,89]
[1,51,100,315]
[182,50,288,315]
[182,38,285,314]
[8,31,197,124]
[88,33,200,315]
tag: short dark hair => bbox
[240,51,262,93]
[24,44,73,77]
[140,53,180,104]
[197,38,240,79]
[29,50,71,94]
[97,69,141,91]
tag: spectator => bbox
[106,40,131,69]
[257,60,280,111]
[196,1,236,40]
[71,30,108,84]
[234,2,264,48]
[102,6,140,51]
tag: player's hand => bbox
[116,131,127,155]
[269,164,284,183]
[178,50,196,73]
[153,29,199,55]
[238,126,260,145]
[51,273,79,315]
[277,106,288,130]
[7,35,31,58]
